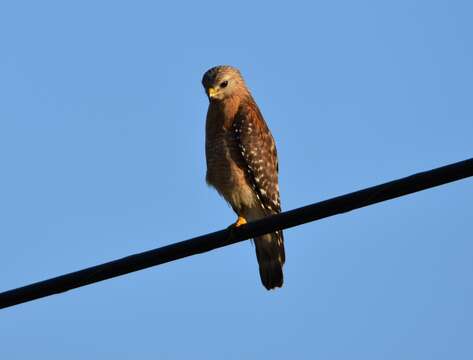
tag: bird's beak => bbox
[208,87,218,98]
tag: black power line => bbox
[1,157,472,310]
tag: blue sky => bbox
[1,1,472,359]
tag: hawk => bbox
[202,65,285,290]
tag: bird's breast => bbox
[205,123,256,212]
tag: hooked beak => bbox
[208,87,218,99]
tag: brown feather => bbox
[203,65,285,290]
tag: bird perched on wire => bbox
[202,65,285,290]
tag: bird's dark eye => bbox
[220,80,228,88]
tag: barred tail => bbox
[254,230,285,290]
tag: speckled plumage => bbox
[202,65,285,290]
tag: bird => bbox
[202,65,285,290]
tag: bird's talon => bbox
[234,216,247,227]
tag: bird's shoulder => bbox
[236,96,269,131]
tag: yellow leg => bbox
[234,216,247,227]
[226,216,248,241]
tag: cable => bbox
[1,157,472,309]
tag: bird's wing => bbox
[233,97,281,214]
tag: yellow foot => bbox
[234,216,247,227]
[227,216,247,241]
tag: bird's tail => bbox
[254,230,285,290]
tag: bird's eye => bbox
[220,80,228,88]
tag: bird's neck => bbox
[209,94,249,130]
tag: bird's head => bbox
[202,65,247,101]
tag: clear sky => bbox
[1,1,472,359]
